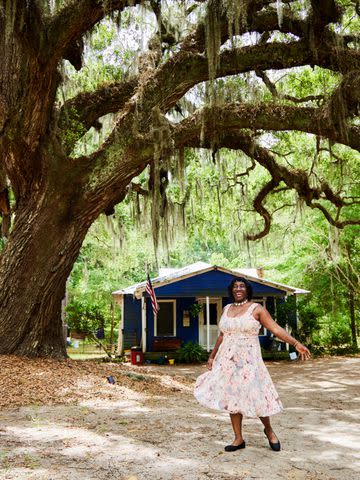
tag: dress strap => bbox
[224,303,232,314]
[247,302,260,315]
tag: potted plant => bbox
[176,341,208,363]
[189,302,203,317]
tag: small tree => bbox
[297,301,322,345]
[66,300,107,336]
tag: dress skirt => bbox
[194,303,283,418]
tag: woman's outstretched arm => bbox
[254,305,311,361]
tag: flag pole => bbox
[140,262,148,352]
[143,264,160,353]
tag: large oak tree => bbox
[0,0,359,357]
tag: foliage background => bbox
[62,6,359,349]
[2,2,359,350]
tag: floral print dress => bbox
[194,303,283,418]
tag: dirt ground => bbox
[0,355,359,480]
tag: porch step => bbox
[144,351,180,361]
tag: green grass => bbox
[67,352,106,360]
[67,342,108,360]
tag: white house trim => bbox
[197,297,222,351]
[141,296,146,353]
[117,294,124,355]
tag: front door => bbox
[198,298,222,350]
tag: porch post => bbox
[117,295,124,355]
[285,295,289,351]
[141,295,147,353]
[295,293,299,331]
[206,296,210,352]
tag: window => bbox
[206,303,219,325]
[155,300,176,336]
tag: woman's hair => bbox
[228,277,253,301]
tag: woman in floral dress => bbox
[194,277,311,452]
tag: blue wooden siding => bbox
[141,295,283,350]
[152,269,286,297]
[175,297,198,344]
[122,269,297,351]
[145,297,198,350]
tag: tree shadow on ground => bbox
[1,357,360,480]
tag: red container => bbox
[130,346,144,366]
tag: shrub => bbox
[323,321,352,347]
[177,341,208,363]
[309,344,359,357]
[276,299,295,329]
[297,301,322,344]
[327,345,359,355]
[66,300,107,335]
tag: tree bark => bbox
[0,0,358,359]
[349,288,358,348]
[0,184,92,357]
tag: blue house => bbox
[112,262,309,354]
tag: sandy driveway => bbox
[0,356,359,480]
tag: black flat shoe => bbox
[224,440,246,452]
[264,428,281,451]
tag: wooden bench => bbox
[152,337,182,351]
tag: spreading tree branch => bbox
[325,70,360,129]
[238,140,360,232]
[172,114,360,236]
[45,0,142,68]
[175,103,360,152]
[127,182,149,196]
[245,178,280,240]
[310,0,343,32]
[255,70,324,104]
[42,0,359,235]
[60,0,359,160]
[58,78,138,154]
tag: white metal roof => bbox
[112,262,309,298]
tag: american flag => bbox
[146,274,159,316]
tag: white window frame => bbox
[197,297,222,317]
[196,297,222,331]
[154,299,176,337]
[197,297,222,350]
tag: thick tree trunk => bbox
[349,290,358,348]
[0,190,91,358]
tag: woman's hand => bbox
[295,342,311,361]
[207,357,214,370]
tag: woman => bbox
[194,277,311,452]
